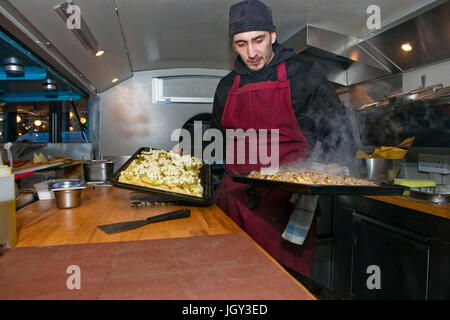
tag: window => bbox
[0,97,89,143]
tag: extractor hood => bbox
[282,25,399,87]
[282,1,450,87]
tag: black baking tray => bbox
[231,174,408,196]
[111,147,213,206]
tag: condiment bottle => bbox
[0,165,17,248]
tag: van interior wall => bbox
[98,68,228,158]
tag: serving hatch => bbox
[231,174,408,196]
[111,147,213,206]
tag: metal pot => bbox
[51,180,86,209]
[364,158,402,183]
[82,160,114,182]
[53,189,83,209]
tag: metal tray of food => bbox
[111,147,213,206]
[231,174,408,195]
[409,185,450,204]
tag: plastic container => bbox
[0,165,17,248]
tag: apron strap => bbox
[232,62,286,89]
[231,73,241,89]
[277,62,287,81]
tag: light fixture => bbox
[112,78,119,83]
[69,126,74,132]
[69,111,73,119]
[3,57,24,76]
[80,117,87,124]
[55,1,104,56]
[34,120,42,127]
[95,50,104,57]
[401,43,413,52]
[43,78,57,91]
[16,115,21,123]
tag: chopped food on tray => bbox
[118,149,204,197]
[248,169,377,186]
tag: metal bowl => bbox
[51,179,85,209]
[53,188,83,209]
[364,158,402,183]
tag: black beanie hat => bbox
[229,0,276,36]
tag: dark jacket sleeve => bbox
[210,90,224,132]
[303,63,358,170]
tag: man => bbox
[211,0,356,277]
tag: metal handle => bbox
[146,209,190,223]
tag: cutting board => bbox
[0,233,314,300]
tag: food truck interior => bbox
[0,0,449,301]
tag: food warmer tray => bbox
[111,147,213,207]
[231,174,408,196]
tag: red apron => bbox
[214,62,317,277]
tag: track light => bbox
[54,1,103,56]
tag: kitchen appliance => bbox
[97,209,191,234]
[51,180,86,209]
[82,160,114,182]
[111,147,213,207]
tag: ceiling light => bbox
[80,117,87,124]
[95,50,104,57]
[401,43,413,52]
[34,120,42,127]
[112,78,119,83]
[16,115,21,123]
[43,78,57,91]
[3,57,24,76]
[69,126,74,132]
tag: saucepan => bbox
[82,160,114,182]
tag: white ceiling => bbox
[4,0,441,93]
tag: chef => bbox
[211,0,356,277]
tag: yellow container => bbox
[0,165,17,248]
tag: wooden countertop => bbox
[11,186,315,300]
[365,195,450,220]
[16,187,242,247]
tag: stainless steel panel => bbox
[366,1,450,71]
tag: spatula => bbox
[97,209,190,234]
